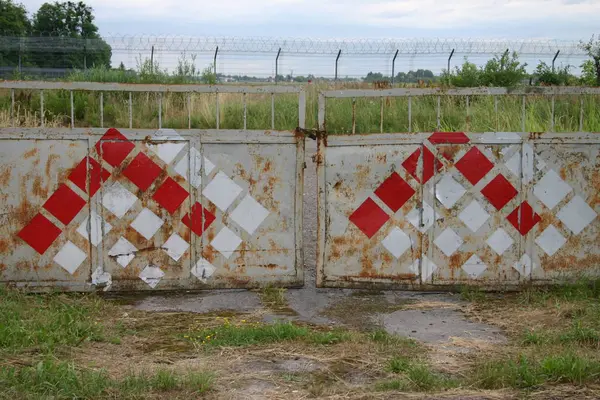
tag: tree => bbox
[446,58,481,87]
[480,51,527,87]
[0,0,30,35]
[580,35,600,86]
[533,61,574,86]
[31,1,111,68]
[0,0,31,66]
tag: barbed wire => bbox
[0,34,587,55]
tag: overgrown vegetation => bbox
[2,281,600,397]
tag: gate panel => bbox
[0,139,92,290]
[528,140,600,282]
[317,135,425,287]
[1,128,304,291]
[97,131,193,290]
[428,138,525,285]
[197,138,302,287]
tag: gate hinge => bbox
[295,127,325,140]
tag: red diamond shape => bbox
[68,156,111,196]
[428,132,469,144]
[95,128,135,167]
[402,147,443,184]
[507,201,541,236]
[123,152,163,191]
[43,184,87,225]
[349,198,389,238]
[374,172,415,212]
[182,202,216,236]
[481,174,518,210]
[17,213,62,254]
[455,147,494,185]
[153,177,189,214]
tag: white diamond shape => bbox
[162,233,189,261]
[381,227,413,259]
[102,182,138,218]
[174,147,203,189]
[53,241,87,275]
[229,195,269,235]
[434,228,464,257]
[435,174,466,209]
[202,171,243,212]
[535,225,567,256]
[108,237,137,268]
[211,226,242,259]
[513,254,535,277]
[203,157,216,175]
[409,256,438,281]
[504,151,521,178]
[533,169,573,210]
[130,208,164,240]
[76,211,112,247]
[191,258,217,283]
[148,129,186,165]
[486,228,514,256]
[557,195,597,235]
[458,200,490,233]
[462,254,487,278]
[139,264,165,288]
[407,202,440,233]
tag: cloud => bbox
[18,0,600,39]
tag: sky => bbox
[17,0,600,77]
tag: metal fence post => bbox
[275,47,282,84]
[213,46,219,77]
[552,50,560,72]
[150,45,154,74]
[447,49,455,74]
[391,50,399,85]
[335,50,342,82]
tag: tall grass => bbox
[0,67,599,132]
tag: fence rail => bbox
[1,80,306,131]
[318,87,600,134]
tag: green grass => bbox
[378,356,457,392]
[0,287,111,354]
[0,361,215,399]
[473,353,600,389]
[187,320,351,348]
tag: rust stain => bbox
[449,252,471,270]
[225,275,251,287]
[32,176,48,199]
[437,144,461,162]
[346,272,417,281]
[0,166,11,187]
[262,160,272,173]
[528,132,543,140]
[542,253,600,271]
[0,263,6,273]
[23,148,38,159]
[45,154,60,179]
[376,153,387,164]
[354,164,371,191]
[0,239,9,254]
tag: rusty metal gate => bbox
[316,88,600,289]
[0,82,305,291]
